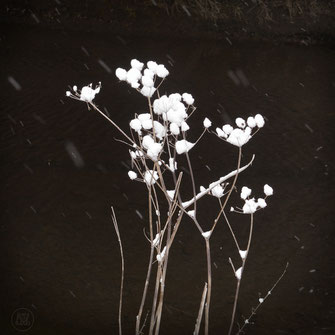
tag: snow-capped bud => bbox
[203,118,212,128]
[128,171,137,180]
[236,117,246,129]
[115,68,127,81]
[264,184,273,196]
[255,114,265,128]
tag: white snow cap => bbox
[257,198,267,208]
[115,68,127,81]
[170,122,180,135]
[222,124,233,135]
[126,68,141,85]
[242,198,258,214]
[140,86,156,98]
[247,116,256,128]
[168,157,177,172]
[181,122,190,132]
[153,121,166,140]
[153,95,170,115]
[175,140,194,154]
[167,190,175,200]
[66,91,71,96]
[152,233,160,247]
[216,127,226,138]
[240,186,252,200]
[187,210,195,218]
[130,118,142,132]
[202,231,212,239]
[141,75,154,87]
[264,184,273,196]
[128,171,137,180]
[200,186,206,192]
[156,246,167,262]
[130,59,144,70]
[182,93,194,105]
[144,170,159,185]
[147,61,158,73]
[203,118,212,128]
[147,142,163,161]
[259,298,264,303]
[239,250,247,259]
[156,64,169,78]
[255,114,265,128]
[236,117,246,129]
[211,184,224,198]
[235,267,243,280]
[80,83,101,103]
[227,128,251,147]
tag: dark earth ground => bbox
[1,1,335,335]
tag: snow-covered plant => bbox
[66,59,286,335]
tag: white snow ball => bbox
[227,128,251,147]
[240,186,252,200]
[141,118,153,130]
[130,151,137,159]
[216,127,226,138]
[181,122,190,132]
[144,68,155,78]
[264,184,273,196]
[247,116,256,128]
[167,108,187,126]
[259,298,264,304]
[153,95,170,115]
[222,124,233,135]
[126,68,142,84]
[203,118,212,128]
[169,93,182,103]
[182,93,194,105]
[211,185,224,198]
[73,85,77,92]
[156,64,169,78]
[147,142,163,161]
[138,113,151,121]
[152,233,160,247]
[66,91,71,97]
[153,121,166,140]
[144,170,158,185]
[255,114,265,128]
[140,86,156,98]
[142,135,154,150]
[128,171,137,180]
[130,118,142,132]
[131,81,140,89]
[242,199,258,214]
[175,140,194,154]
[147,61,158,73]
[80,85,100,103]
[115,68,127,81]
[230,207,234,212]
[130,59,144,70]
[257,198,267,208]
[141,75,154,87]
[236,117,246,129]
[170,122,180,135]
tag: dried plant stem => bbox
[111,207,124,335]
[236,262,289,335]
[228,214,254,335]
[136,190,155,334]
[212,147,242,232]
[204,239,212,335]
[193,282,208,335]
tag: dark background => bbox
[1,1,335,334]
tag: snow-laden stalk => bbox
[65,58,280,335]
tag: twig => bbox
[193,282,208,335]
[111,207,124,335]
